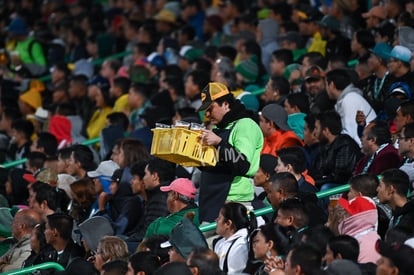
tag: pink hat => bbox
[160,178,196,199]
[338,196,376,215]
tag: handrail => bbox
[2,262,64,275]
[199,184,350,232]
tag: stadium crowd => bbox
[1,0,414,274]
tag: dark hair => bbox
[105,59,122,74]
[36,132,58,157]
[113,76,131,95]
[188,247,222,275]
[107,112,129,131]
[217,45,237,61]
[302,225,334,255]
[403,122,414,138]
[380,168,409,197]
[399,100,414,120]
[221,202,257,234]
[326,69,352,91]
[187,70,210,90]
[276,147,307,174]
[31,181,57,210]
[315,111,342,135]
[130,160,148,179]
[129,251,161,275]
[134,42,152,56]
[140,235,170,264]
[302,52,326,69]
[47,213,73,240]
[2,107,22,121]
[366,120,391,146]
[270,75,290,95]
[32,223,48,252]
[27,151,47,170]
[179,25,196,41]
[289,243,322,274]
[120,138,150,168]
[278,198,309,229]
[146,157,175,182]
[272,49,293,66]
[242,40,266,75]
[355,30,375,50]
[286,92,310,114]
[71,144,95,171]
[375,22,395,44]
[101,259,128,274]
[98,84,114,107]
[11,119,34,140]
[349,174,379,198]
[304,114,316,131]
[56,102,76,116]
[269,172,299,196]
[70,74,88,87]
[58,147,72,160]
[384,225,414,244]
[250,223,291,257]
[328,235,359,262]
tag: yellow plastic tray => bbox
[151,128,217,167]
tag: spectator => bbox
[0,209,41,272]
[275,147,317,193]
[398,122,414,188]
[101,259,128,275]
[213,202,257,274]
[67,144,95,179]
[94,236,129,272]
[269,49,293,77]
[260,103,303,156]
[30,132,58,158]
[7,118,34,166]
[250,223,291,275]
[44,213,85,268]
[261,76,290,106]
[388,45,414,93]
[354,120,402,175]
[111,76,131,114]
[303,65,335,115]
[314,111,362,187]
[275,198,309,234]
[142,158,175,230]
[323,235,359,266]
[144,178,198,238]
[325,68,376,145]
[128,251,161,275]
[284,93,309,140]
[348,174,392,239]
[186,247,223,275]
[69,178,96,225]
[337,196,381,264]
[375,239,414,275]
[377,169,414,231]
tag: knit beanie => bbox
[236,55,259,83]
[19,89,42,110]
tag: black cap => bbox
[111,169,124,183]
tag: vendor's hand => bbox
[356,110,366,126]
[201,129,222,146]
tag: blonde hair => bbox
[97,236,129,262]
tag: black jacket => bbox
[144,183,169,231]
[317,134,362,186]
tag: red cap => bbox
[160,178,196,199]
[23,173,36,183]
[338,196,376,215]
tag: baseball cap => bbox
[388,81,412,99]
[160,218,208,259]
[375,239,414,274]
[87,160,120,178]
[305,65,325,81]
[389,45,412,63]
[160,178,196,199]
[278,31,304,48]
[338,196,376,215]
[198,82,230,111]
[6,18,28,35]
[370,42,392,61]
[362,6,386,20]
[260,104,291,131]
[111,168,124,184]
[317,15,340,31]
